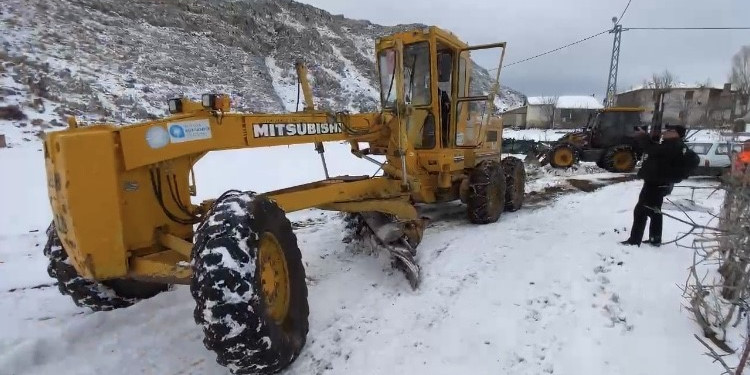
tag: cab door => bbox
[451,43,507,150]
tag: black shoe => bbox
[643,238,661,247]
[620,239,640,246]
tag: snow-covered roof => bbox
[526,96,604,109]
[619,82,729,94]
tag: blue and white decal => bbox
[167,119,212,143]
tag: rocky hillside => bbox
[0,0,524,146]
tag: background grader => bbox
[42,26,525,374]
[544,106,648,173]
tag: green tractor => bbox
[544,107,648,173]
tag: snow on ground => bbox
[503,128,573,142]
[0,141,738,375]
[504,128,750,144]
[524,163,613,193]
[527,96,603,110]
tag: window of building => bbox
[684,90,694,100]
[560,109,573,122]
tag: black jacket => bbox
[637,138,685,184]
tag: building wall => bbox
[526,105,549,128]
[502,112,526,128]
[615,87,738,128]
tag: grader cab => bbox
[42,26,525,374]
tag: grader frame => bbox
[42,26,522,374]
[45,27,507,284]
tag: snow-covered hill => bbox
[0,0,524,147]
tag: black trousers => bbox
[628,182,672,243]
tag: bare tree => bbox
[675,168,750,374]
[730,46,750,119]
[648,69,677,89]
[699,78,714,88]
[540,96,558,129]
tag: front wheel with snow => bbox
[467,160,507,224]
[191,191,309,375]
[502,156,526,212]
[44,223,168,311]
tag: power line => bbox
[493,25,750,71]
[501,29,610,68]
[617,0,632,24]
[626,26,750,30]
[489,2,631,71]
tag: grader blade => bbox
[389,240,420,289]
[350,212,423,289]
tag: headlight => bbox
[168,98,182,114]
[202,94,216,109]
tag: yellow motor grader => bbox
[42,26,525,374]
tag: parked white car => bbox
[686,141,744,176]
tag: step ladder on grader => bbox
[42,26,525,374]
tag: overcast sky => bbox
[297,0,750,98]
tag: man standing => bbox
[621,125,687,246]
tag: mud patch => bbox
[568,175,636,192]
[525,185,575,208]
[5,282,57,293]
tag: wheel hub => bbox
[613,151,633,171]
[554,148,573,166]
[258,232,290,325]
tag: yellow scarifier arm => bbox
[42,26,523,375]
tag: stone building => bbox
[615,84,742,128]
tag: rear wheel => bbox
[502,156,525,212]
[44,223,168,311]
[602,145,636,173]
[549,144,578,169]
[191,191,308,375]
[467,160,506,224]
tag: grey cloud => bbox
[297,0,750,97]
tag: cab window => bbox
[455,51,485,147]
[378,48,397,108]
[458,56,467,98]
[378,43,432,108]
[402,42,431,106]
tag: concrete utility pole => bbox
[605,17,623,108]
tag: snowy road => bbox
[0,145,729,375]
